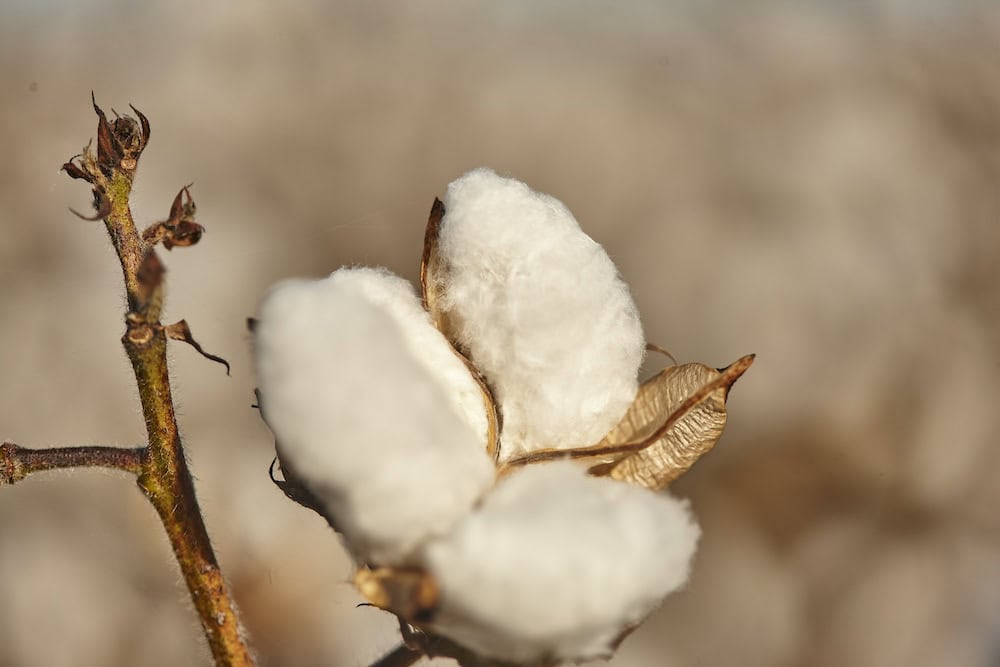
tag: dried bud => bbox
[143,186,205,250]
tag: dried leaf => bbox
[68,189,112,221]
[129,103,151,153]
[163,319,231,375]
[500,355,754,489]
[645,342,678,366]
[163,220,204,250]
[92,93,120,176]
[587,355,755,489]
[355,566,439,623]
[61,159,94,183]
[420,198,502,460]
[143,185,204,250]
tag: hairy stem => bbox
[41,100,257,665]
[101,165,253,665]
[0,442,144,484]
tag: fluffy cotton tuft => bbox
[254,271,495,565]
[421,462,699,663]
[437,168,645,459]
[324,267,490,446]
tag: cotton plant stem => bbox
[2,100,258,666]
[101,164,254,664]
[0,443,144,483]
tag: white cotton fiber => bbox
[324,267,490,447]
[437,168,645,460]
[254,271,495,565]
[422,462,699,663]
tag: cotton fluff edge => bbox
[421,462,700,663]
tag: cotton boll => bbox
[325,266,490,448]
[422,462,699,663]
[254,276,495,565]
[437,168,645,460]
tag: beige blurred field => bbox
[2,1,999,666]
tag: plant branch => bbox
[370,644,422,667]
[1,442,144,484]
[58,98,255,665]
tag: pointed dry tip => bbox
[720,353,755,391]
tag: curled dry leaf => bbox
[142,185,204,250]
[163,319,231,375]
[421,198,502,460]
[61,158,94,183]
[586,354,755,489]
[68,190,112,221]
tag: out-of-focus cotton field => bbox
[1,1,998,666]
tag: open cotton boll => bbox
[254,276,495,565]
[324,266,490,447]
[438,168,645,460]
[422,462,699,664]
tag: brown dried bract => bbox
[164,319,231,375]
[500,355,754,488]
[586,355,754,489]
[92,93,149,177]
[143,185,205,250]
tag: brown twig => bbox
[1,442,144,484]
[44,97,255,665]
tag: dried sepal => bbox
[129,103,151,154]
[163,319,231,374]
[587,354,755,488]
[500,355,754,488]
[92,92,119,176]
[91,93,150,176]
[143,185,204,250]
[61,157,94,183]
[68,188,111,221]
[419,197,445,316]
[355,566,439,623]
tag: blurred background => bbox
[1,1,999,665]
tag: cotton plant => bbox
[253,168,753,666]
